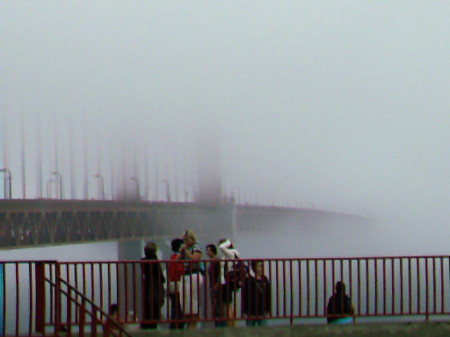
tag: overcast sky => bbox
[1,1,449,254]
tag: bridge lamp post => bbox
[162,180,171,202]
[51,171,63,200]
[94,174,105,200]
[46,179,54,199]
[185,182,196,202]
[232,188,240,204]
[0,168,12,199]
[130,177,140,200]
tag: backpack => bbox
[224,254,248,291]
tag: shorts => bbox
[181,273,203,315]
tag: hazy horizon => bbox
[1,1,449,256]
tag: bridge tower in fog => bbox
[196,135,223,205]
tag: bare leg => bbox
[227,305,236,327]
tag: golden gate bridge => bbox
[0,115,366,250]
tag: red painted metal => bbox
[400,258,403,314]
[273,261,279,319]
[67,285,72,337]
[357,259,361,316]
[374,259,378,315]
[440,257,445,313]
[283,260,287,317]
[28,263,33,336]
[289,260,294,325]
[306,260,310,317]
[123,263,129,323]
[34,262,46,333]
[322,260,327,318]
[365,259,370,315]
[408,258,412,314]
[391,258,395,314]
[314,260,318,316]
[349,259,353,316]
[15,262,19,337]
[382,259,386,315]
[0,256,449,336]
[432,258,436,314]
[425,257,429,319]
[416,258,421,314]
[131,262,137,324]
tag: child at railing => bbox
[326,281,354,324]
[103,304,121,337]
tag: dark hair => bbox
[144,242,158,259]
[171,238,184,252]
[109,303,118,315]
[335,281,346,293]
[206,244,217,255]
[251,260,263,272]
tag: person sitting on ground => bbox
[326,281,354,324]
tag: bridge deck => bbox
[0,200,367,249]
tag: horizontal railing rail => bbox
[0,256,448,335]
[44,275,131,337]
[53,256,450,326]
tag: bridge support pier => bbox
[118,240,143,261]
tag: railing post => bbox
[79,298,86,337]
[35,262,46,334]
[91,307,98,337]
[54,262,62,336]
[67,287,72,337]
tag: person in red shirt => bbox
[168,238,185,329]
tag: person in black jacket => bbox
[206,244,226,327]
[242,260,271,326]
[141,242,165,329]
[326,281,354,324]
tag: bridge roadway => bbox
[0,199,366,249]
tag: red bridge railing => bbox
[0,256,449,335]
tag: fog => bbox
[1,1,449,257]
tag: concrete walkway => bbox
[131,323,450,337]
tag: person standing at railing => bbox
[206,244,226,327]
[141,242,166,330]
[179,229,204,329]
[242,260,271,327]
[326,281,354,324]
[219,238,241,327]
[168,238,186,329]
